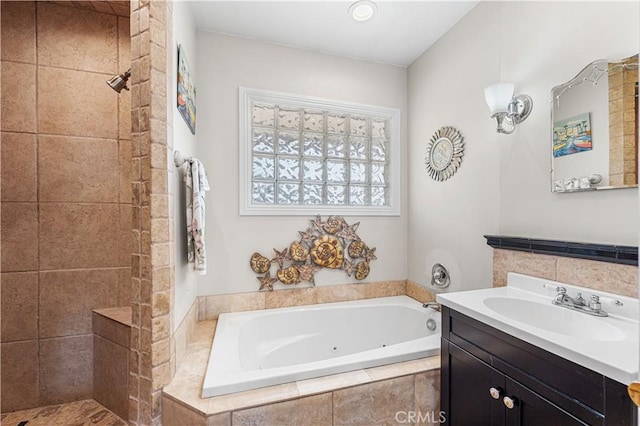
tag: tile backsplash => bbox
[493,249,638,298]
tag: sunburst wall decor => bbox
[425,126,465,181]
[250,215,377,291]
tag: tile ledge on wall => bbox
[485,235,638,266]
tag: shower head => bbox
[106,69,131,93]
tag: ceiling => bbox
[188,1,479,67]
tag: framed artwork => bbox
[177,44,196,134]
[553,112,592,158]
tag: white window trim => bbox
[239,87,401,216]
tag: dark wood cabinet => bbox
[441,307,636,426]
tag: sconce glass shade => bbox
[484,82,515,116]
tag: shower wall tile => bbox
[39,268,119,338]
[232,394,332,426]
[38,135,119,202]
[39,203,120,270]
[120,204,134,266]
[119,17,131,73]
[37,2,118,74]
[0,340,39,412]
[1,1,36,63]
[1,272,38,342]
[39,335,93,405]
[1,132,37,202]
[38,66,118,139]
[1,202,38,272]
[120,139,133,202]
[1,61,37,133]
[119,267,133,307]
[333,376,415,425]
[120,93,132,140]
[94,334,130,419]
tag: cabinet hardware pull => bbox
[489,387,502,400]
[628,381,640,407]
[503,396,516,409]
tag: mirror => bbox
[550,55,638,193]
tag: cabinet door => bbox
[504,378,590,426]
[445,342,505,426]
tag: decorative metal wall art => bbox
[425,126,465,181]
[250,215,377,290]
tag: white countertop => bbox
[437,273,639,385]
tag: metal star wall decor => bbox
[249,215,377,291]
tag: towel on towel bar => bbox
[185,159,210,274]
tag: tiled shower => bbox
[1,0,131,414]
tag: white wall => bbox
[408,1,639,292]
[195,32,408,295]
[171,1,199,329]
[407,2,501,293]
[497,1,638,245]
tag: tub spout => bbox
[422,302,441,312]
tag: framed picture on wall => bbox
[177,44,196,134]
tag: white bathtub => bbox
[202,295,441,398]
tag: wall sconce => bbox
[484,82,533,134]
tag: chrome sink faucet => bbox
[552,287,608,317]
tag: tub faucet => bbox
[422,302,441,312]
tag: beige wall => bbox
[194,31,408,296]
[407,2,639,293]
[0,2,131,412]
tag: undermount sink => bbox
[483,296,626,342]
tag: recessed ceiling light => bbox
[348,0,377,22]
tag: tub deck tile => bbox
[365,356,440,382]
[208,382,301,415]
[296,369,372,396]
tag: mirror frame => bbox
[550,55,638,193]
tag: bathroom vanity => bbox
[437,274,638,425]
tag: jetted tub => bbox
[202,295,441,397]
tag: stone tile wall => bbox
[0,2,131,413]
[608,56,638,186]
[129,0,174,424]
[492,249,638,297]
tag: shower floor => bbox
[0,399,124,426]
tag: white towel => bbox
[185,159,210,274]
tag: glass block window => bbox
[240,88,401,216]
